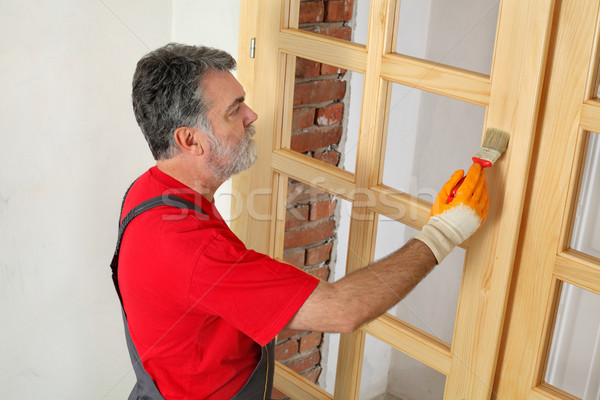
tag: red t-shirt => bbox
[118,167,318,399]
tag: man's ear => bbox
[173,126,206,156]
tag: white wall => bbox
[0,1,239,398]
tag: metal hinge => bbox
[250,38,256,58]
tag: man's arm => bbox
[287,239,436,333]
[286,163,488,333]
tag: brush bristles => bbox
[482,128,510,154]
[473,128,510,165]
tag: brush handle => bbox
[445,157,491,203]
[446,176,466,203]
[472,156,492,168]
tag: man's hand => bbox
[415,163,489,263]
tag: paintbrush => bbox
[446,127,510,203]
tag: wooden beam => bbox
[333,0,394,398]
[447,0,556,397]
[555,252,600,295]
[580,100,600,133]
[380,53,491,106]
[273,362,333,400]
[363,313,452,375]
[271,149,356,201]
[279,29,367,73]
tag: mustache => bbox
[245,124,256,138]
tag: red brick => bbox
[301,366,322,383]
[292,107,316,131]
[316,103,344,125]
[290,125,343,153]
[282,347,321,373]
[321,26,353,41]
[295,57,321,79]
[300,332,323,352]
[284,220,336,249]
[278,327,303,341]
[303,25,352,41]
[310,199,337,220]
[283,248,305,268]
[299,1,324,23]
[305,242,333,266]
[305,265,330,281]
[325,0,354,22]
[286,204,310,229]
[293,79,346,106]
[287,181,329,204]
[276,338,299,361]
[321,63,347,75]
[314,150,341,166]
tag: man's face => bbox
[201,71,258,181]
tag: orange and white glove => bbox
[415,163,489,263]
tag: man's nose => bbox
[245,105,258,126]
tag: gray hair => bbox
[131,43,236,160]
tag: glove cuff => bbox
[414,220,460,264]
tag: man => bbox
[115,43,488,399]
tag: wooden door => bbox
[233,0,554,398]
[494,0,600,398]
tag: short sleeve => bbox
[188,231,319,346]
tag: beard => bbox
[207,124,258,181]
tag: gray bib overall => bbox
[111,194,274,399]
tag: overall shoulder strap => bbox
[110,186,208,400]
[110,193,206,306]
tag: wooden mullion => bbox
[532,383,582,400]
[376,80,393,185]
[334,0,391,400]
[386,0,402,54]
[367,185,471,250]
[362,313,452,375]
[555,252,600,295]
[580,100,600,132]
[283,0,298,29]
[279,29,367,73]
[584,8,600,102]
[380,53,491,106]
[557,125,591,254]
[274,362,333,400]
[271,149,355,201]
[271,174,288,260]
[532,276,563,393]
[333,0,394,398]
[368,184,430,231]
[446,0,556,397]
[277,53,296,151]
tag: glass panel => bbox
[288,53,363,173]
[375,216,464,343]
[296,0,370,45]
[360,334,446,400]
[278,180,349,395]
[545,283,600,399]
[382,82,486,202]
[395,0,499,75]
[571,132,600,260]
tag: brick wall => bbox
[273,1,354,398]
